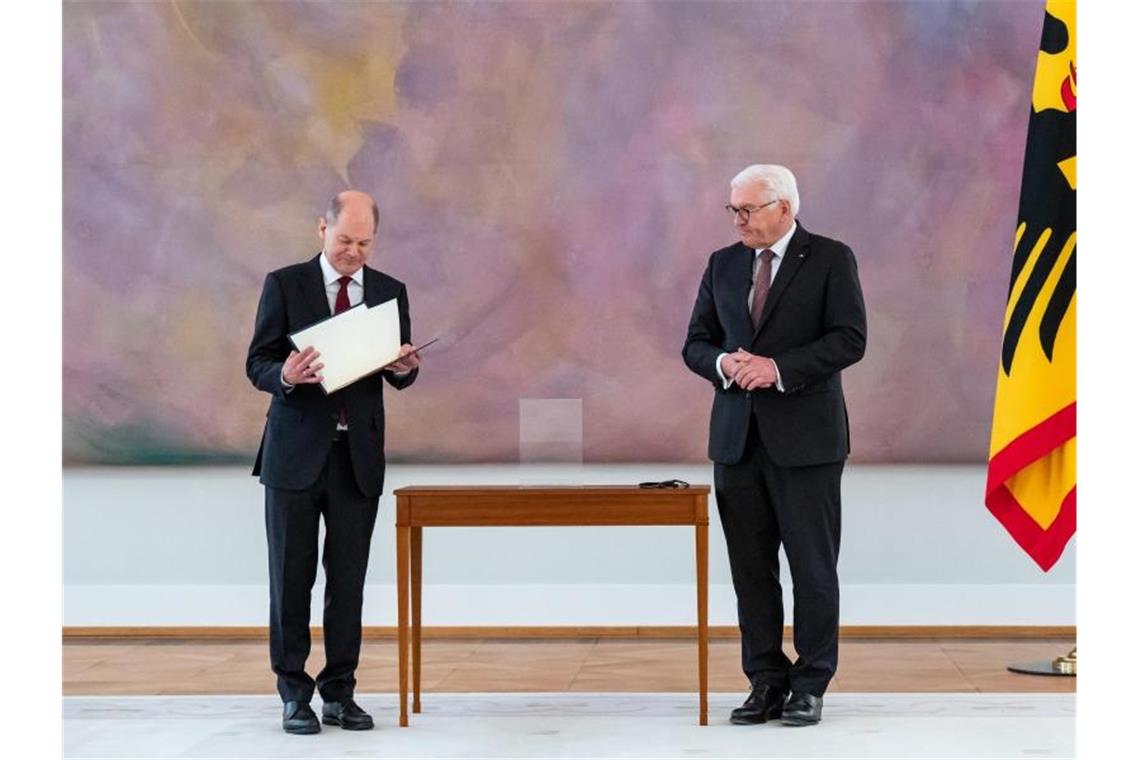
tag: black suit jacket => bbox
[247,254,417,496]
[683,222,866,467]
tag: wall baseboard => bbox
[63,583,1076,627]
[62,625,1076,641]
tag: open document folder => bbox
[288,298,403,394]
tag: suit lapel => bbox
[753,223,811,337]
[363,266,386,307]
[301,254,332,320]
[726,243,756,334]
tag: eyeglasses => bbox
[638,479,690,489]
[725,199,779,221]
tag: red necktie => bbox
[751,249,774,330]
[334,275,352,314]
[335,276,351,425]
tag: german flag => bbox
[985,0,1076,572]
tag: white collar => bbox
[756,221,798,260]
[319,252,363,287]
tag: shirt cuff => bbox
[280,367,294,393]
[770,358,784,393]
[716,353,734,390]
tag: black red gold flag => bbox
[985,0,1076,572]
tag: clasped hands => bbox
[722,349,778,391]
[283,344,421,386]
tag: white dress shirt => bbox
[715,221,798,392]
[318,252,364,312]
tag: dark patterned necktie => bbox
[335,276,351,426]
[751,249,775,329]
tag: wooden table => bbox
[393,485,711,726]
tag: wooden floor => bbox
[63,637,1076,696]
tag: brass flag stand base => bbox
[1008,647,1076,677]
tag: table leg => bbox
[396,522,410,727]
[411,526,422,713]
[696,522,709,726]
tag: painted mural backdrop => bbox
[63,1,1043,465]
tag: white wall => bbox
[63,464,1074,627]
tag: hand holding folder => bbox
[383,337,438,372]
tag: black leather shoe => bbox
[282,701,320,734]
[729,683,789,725]
[781,692,823,726]
[322,698,375,730]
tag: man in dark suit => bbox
[247,190,420,734]
[683,165,866,726]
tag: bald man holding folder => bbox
[246,190,419,734]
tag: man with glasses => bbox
[683,164,866,726]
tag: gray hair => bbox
[325,194,380,231]
[730,164,800,216]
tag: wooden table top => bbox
[395,485,710,494]
[394,485,710,527]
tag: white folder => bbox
[288,298,402,394]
